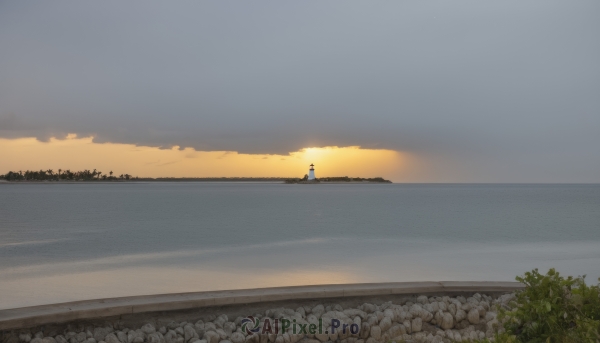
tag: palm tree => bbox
[97,171,102,179]
[109,171,113,177]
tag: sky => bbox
[0,1,599,182]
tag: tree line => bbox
[0,169,135,181]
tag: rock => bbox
[214,330,227,341]
[223,323,236,335]
[487,319,499,331]
[417,296,429,305]
[164,332,177,343]
[315,330,329,342]
[360,304,377,314]
[202,332,220,343]
[142,325,157,335]
[467,309,480,324]
[214,315,228,329]
[20,334,32,343]
[93,329,109,343]
[485,312,497,322]
[84,339,97,343]
[402,320,411,334]
[116,332,127,343]
[146,333,162,343]
[368,326,380,341]
[387,325,405,339]
[447,303,456,317]
[230,333,245,343]
[311,305,325,318]
[56,336,68,343]
[175,328,184,336]
[343,309,367,319]
[185,326,199,342]
[359,322,370,340]
[159,328,167,335]
[42,338,57,343]
[411,318,422,333]
[219,341,232,343]
[440,313,454,330]
[104,334,119,343]
[477,305,487,318]
[333,304,343,312]
[383,309,395,320]
[379,317,392,333]
[274,337,283,343]
[469,331,478,341]
[454,309,466,323]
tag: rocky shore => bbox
[4,293,514,343]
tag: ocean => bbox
[0,183,599,310]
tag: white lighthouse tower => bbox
[307,164,316,181]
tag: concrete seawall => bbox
[0,282,523,332]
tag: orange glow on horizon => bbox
[0,135,419,181]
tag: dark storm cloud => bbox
[0,1,599,181]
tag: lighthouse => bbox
[308,164,316,180]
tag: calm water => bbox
[1,183,599,309]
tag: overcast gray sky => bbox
[1,1,599,182]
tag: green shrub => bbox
[483,268,600,343]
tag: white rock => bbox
[368,326,380,341]
[487,319,499,331]
[185,326,199,342]
[402,320,411,334]
[454,309,466,323]
[447,303,457,317]
[142,325,156,335]
[360,304,377,314]
[311,305,325,318]
[411,318,422,333]
[440,313,454,330]
[359,322,370,340]
[93,329,109,343]
[416,296,429,305]
[245,335,259,343]
[379,317,392,333]
[387,325,405,339]
[467,309,480,324]
[146,333,161,343]
[469,331,478,341]
[230,333,245,343]
[104,334,119,343]
[203,332,220,343]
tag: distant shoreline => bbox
[0,179,393,184]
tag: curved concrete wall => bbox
[0,281,524,331]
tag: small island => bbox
[284,164,392,183]
[284,176,392,184]
[0,167,392,184]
